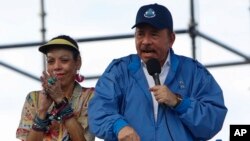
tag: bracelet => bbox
[32,114,50,133]
[49,100,74,123]
[49,104,68,121]
[50,97,68,119]
[32,123,49,133]
[56,104,74,122]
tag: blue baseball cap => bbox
[132,3,173,31]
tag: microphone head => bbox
[146,58,161,76]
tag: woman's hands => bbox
[38,71,64,118]
[42,71,64,103]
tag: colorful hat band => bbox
[45,38,78,50]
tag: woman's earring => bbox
[75,70,84,82]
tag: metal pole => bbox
[196,31,250,61]
[40,0,47,70]
[0,61,40,81]
[189,0,197,59]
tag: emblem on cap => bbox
[144,8,156,18]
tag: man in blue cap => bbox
[88,3,227,141]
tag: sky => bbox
[0,0,250,141]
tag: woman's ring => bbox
[48,77,57,85]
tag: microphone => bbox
[146,58,161,85]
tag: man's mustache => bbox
[141,46,156,53]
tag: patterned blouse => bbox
[16,82,95,141]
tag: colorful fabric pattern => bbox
[16,83,95,141]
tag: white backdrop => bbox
[0,0,249,141]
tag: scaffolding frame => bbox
[0,0,250,82]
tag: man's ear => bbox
[169,32,175,48]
